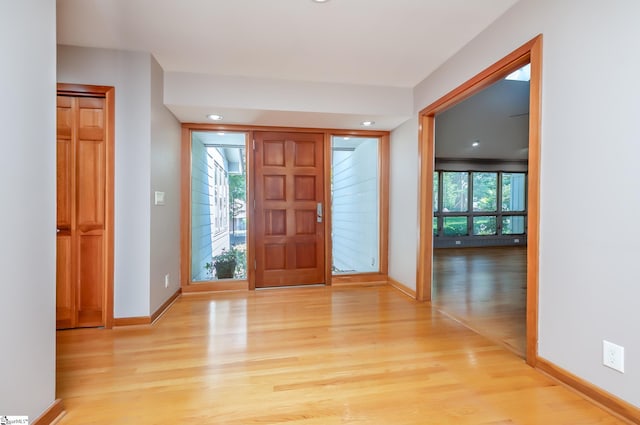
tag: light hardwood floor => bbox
[56,286,626,424]
[433,247,527,356]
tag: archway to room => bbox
[431,63,530,357]
[416,35,542,366]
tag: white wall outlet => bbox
[514,238,520,243]
[603,340,625,373]
[455,240,461,245]
[164,274,170,288]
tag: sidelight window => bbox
[331,136,380,274]
[190,131,247,282]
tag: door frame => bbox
[415,35,542,366]
[57,83,115,329]
[180,124,389,292]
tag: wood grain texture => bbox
[113,316,151,326]
[113,289,182,326]
[56,95,77,329]
[181,280,249,293]
[378,134,390,276]
[181,124,390,291]
[32,399,64,425]
[536,357,640,424]
[416,113,434,302]
[56,286,627,424]
[525,35,543,367]
[331,273,388,287]
[56,85,114,329]
[103,87,115,329]
[254,131,325,287]
[180,126,193,289]
[433,247,526,357]
[388,277,416,299]
[416,35,543,367]
[323,132,334,286]
[150,288,181,323]
[56,85,115,329]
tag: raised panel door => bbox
[254,132,325,287]
[56,95,106,328]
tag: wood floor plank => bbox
[433,246,527,356]
[56,286,626,424]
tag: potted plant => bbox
[206,248,237,279]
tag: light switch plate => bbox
[154,191,165,206]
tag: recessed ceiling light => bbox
[361,121,375,127]
[472,141,480,147]
[217,132,225,136]
[207,114,223,121]
[312,0,330,3]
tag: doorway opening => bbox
[416,35,542,365]
[431,62,530,356]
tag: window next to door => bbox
[331,136,380,274]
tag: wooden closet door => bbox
[56,96,75,329]
[56,95,106,329]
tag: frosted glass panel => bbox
[331,137,379,274]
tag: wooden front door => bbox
[254,132,325,288]
[56,94,107,328]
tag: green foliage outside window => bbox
[434,171,526,239]
[473,172,497,212]
[473,216,497,235]
[443,216,468,236]
[442,172,468,212]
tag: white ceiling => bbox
[436,79,530,160]
[56,0,520,129]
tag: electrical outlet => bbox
[164,274,170,288]
[514,238,520,243]
[603,340,625,373]
[455,240,461,245]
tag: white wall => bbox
[164,71,413,130]
[166,72,412,116]
[149,56,181,313]
[398,0,640,407]
[0,0,57,419]
[388,117,419,290]
[57,45,152,317]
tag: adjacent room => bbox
[432,63,530,357]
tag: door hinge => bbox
[253,139,256,150]
[254,260,257,270]
[254,199,256,209]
